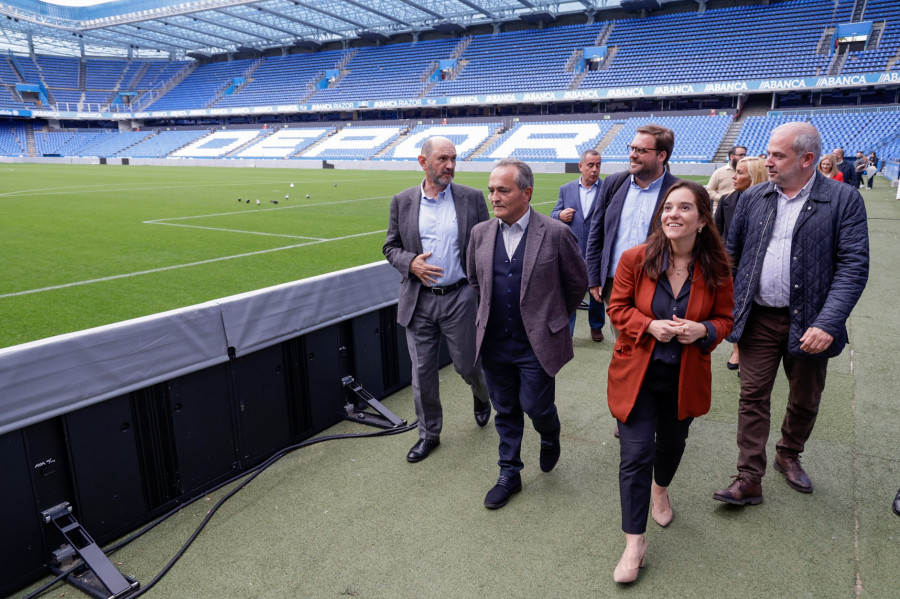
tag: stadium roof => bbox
[0,0,662,59]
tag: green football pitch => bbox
[2,162,639,349]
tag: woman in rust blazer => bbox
[606,181,734,584]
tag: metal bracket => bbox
[341,375,407,429]
[41,502,139,599]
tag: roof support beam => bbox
[288,1,369,29]
[189,14,280,43]
[340,0,414,28]
[215,8,299,40]
[254,5,345,38]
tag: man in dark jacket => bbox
[832,147,856,187]
[714,122,869,506]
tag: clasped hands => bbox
[410,252,443,286]
[648,315,706,344]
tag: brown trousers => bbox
[736,303,829,482]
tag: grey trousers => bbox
[405,283,490,440]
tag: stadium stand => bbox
[234,127,335,159]
[0,119,26,155]
[147,59,256,111]
[479,121,615,162]
[302,125,404,160]
[382,123,503,160]
[170,129,267,158]
[428,24,603,97]
[842,0,900,74]
[215,51,346,108]
[122,129,210,158]
[309,38,459,103]
[581,0,848,88]
[602,115,732,162]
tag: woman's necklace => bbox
[668,259,690,276]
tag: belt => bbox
[424,280,467,295]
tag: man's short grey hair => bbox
[772,122,821,164]
[495,158,534,190]
[580,149,601,163]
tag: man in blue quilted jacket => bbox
[713,122,869,506]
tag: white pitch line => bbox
[0,229,386,299]
[145,221,326,240]
[0,176,413,199]
[144,194,392,223]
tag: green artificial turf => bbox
[0,162,702,349]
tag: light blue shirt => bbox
[499,209,531,260]
[756,173,815,307]
[579,177,599,219]
[609,172,666,279]
[419,182,465,286]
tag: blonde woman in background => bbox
[818,154,844,181]
[714,156,767,371]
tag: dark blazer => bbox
[836,159,856,187]
[551,178,598,256]
[713,189,741,243]
[467,209,588,377]
[606,244,734,421]
[585,170,679,290]
[383,182,489,327]
[726,172,869,357]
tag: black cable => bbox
[22,419,417,599]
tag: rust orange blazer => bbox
[606,244,734,422]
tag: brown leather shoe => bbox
[591,328,604,342]
[713,474,763,505]
[774,453,813,493]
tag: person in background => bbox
[383,136,492,464]
[714,156,767,371]
[552,149,606,341]
[607,180,733,584]
[713,122,869,506]
[855,151,868,189]
[818,153,844,182]
[467,159,587,510]
[832,148,855,186]
[866,151,878,189]
[705,145,747,212]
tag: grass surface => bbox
[1,162,703,349]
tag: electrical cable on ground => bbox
[22,419,418,599]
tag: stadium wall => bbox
[0,260,433,596]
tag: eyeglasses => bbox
[627,145,661,156]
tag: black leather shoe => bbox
[484,474,522,509]
[893,489,900,517]
[539,438,561,472]
[406,438,440,463]
[474,396,491,428]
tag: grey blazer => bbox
[383,182,489,327]
[466,209,588,377]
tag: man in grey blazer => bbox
[383,136,492,463]
[552,149,605,341]
[467,159,588,509]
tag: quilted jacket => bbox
[726,171,869,358]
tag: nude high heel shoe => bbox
[651,481,673,527]
[613,536,647,584]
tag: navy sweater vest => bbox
[486,227,528,343]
